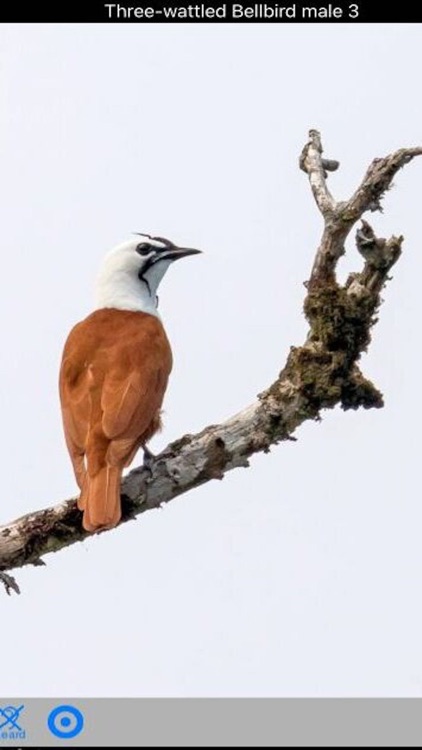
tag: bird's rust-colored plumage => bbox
[59,308,173,532]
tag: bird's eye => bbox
[136,242,152,256]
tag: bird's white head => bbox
[95,234,201,316]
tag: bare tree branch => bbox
[348,148,422,221]
[299,129,337,217]
[300,132,422,288]
[1,130,420,593]
[0,572,20,596]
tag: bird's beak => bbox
[160,246,202,262]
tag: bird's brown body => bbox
[59,308,173,532]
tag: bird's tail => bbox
[78,466,122,532]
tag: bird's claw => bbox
[142,446,156,481]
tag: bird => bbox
[59,234,201,533]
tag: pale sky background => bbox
[0,22,421,697]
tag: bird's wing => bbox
[60,357,92,433]
[101,345,172,442]
[59,355,93,486]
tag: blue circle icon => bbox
[47,705,84,739]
